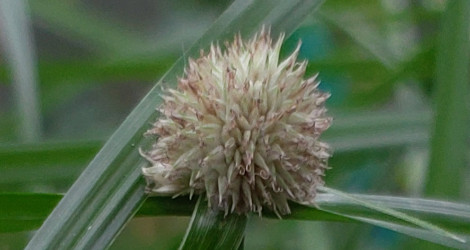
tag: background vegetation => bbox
[0,0,469,249]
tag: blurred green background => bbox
[0,0,468,249]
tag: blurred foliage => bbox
[0,0,469,249]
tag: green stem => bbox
[426,0,470,198]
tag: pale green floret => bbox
[142,28,331,216]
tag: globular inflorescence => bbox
[141,28,332,216]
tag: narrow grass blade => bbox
[0,193,197,233]
[314,194,470,233]
[28,0,149,55]
[178,197,247,250]
[0,110,431,188]
[0,140,101,167]
[28,0,208,58]
[0,193,61,233]
[0,140,100,190]
[0,0,41,141]
[345,217,469,249]
[0,56,388,88]
[6,192,470,245]
[25,0,325,249]
[319,10,398,69]
[318,186,465,244]
[426,0,470,198]
[325,110,431,152]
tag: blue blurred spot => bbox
[282,25,349,107]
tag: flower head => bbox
[142,28,331,216]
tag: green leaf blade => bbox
[179,197,247,250]
[426,0,470,198]
[0,110,433,189]
[6,192,470,232]
[0,193,61,233]
[0,0,41,141]
[316,187,468,248]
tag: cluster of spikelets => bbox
[141,28,331,216]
